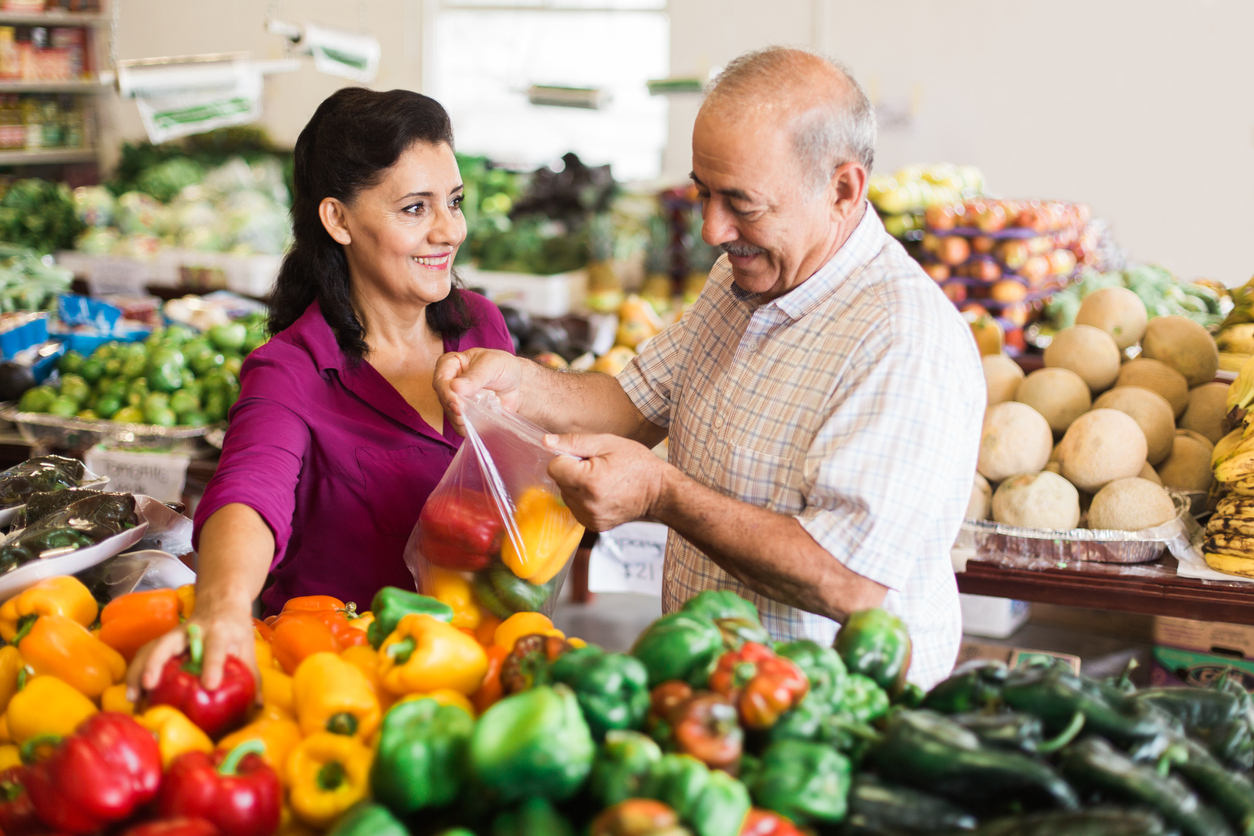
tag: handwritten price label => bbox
[83,446,190,503]
[588,521,668,596]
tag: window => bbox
[425,0,669,181]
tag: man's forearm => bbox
[652,465,886,622]
[518,360,666,446]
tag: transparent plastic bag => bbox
[404,392,585,619]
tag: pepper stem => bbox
[1036,711,1086,754]
[317,760,346,791]
[387,636,416,666]
[326,712,359,736]
[19,734,61,765]
[218,739,266,776]
[15,666,29,692]
[182,623,204,676]
[11,615,37,645]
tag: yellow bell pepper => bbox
[292,652,380,740]
[260,667,295,720]
[17,614,125,699]
[138,705,214,768]
[347,611,373,633]
[0,744,18,770]
[398,688,475,717]
[278,803,322,836]
[0,713,10,744]
[255,637,275,671]
[0,646,23,716]
[286,732,373,829]
[217,717,303,777]
[494,612,564,652]
[500,486,584,584]
[378,614,488,697]
[8,675,96,744]
[176,583,196,618]
[101,683,135,715]
[429,566,483,630]
[0,576,97,642]
[340,644,394,713]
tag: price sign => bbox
[588,521,668,596]
[83,446,190,503]
[87,258,148,297]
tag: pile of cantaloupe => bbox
[972,286,1225,532]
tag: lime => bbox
[103,357,122,377]
[144,328,165,346]
[182,378,204,401]
[94,395,122,418]
[18,385,56,413]
[164,324,195,345]
[127,378,149,406]
[209,321,247,353]
[203,392,227,423]
[76,409,98,421]
[103,379,128,401]
[178,410,208,427]
[170,389,200,416]
[48,395,78,418]
[112,406,145,424]
[223,356,243,378]
[57,351,84,375]
[58,374,90,405]
[121,352,146,379]
[188,348,225,377]
[93,343,117,361]
[79,358,105,384]
[145,405,176,427]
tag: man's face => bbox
[691,109,840,300]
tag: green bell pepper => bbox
[681,590,760,624]
[744,739,851,825]
[590,730,663,808]
[470,684,595,803]
[768,693,829,744]
[473,562,560,619]
[549,645,650,740]
[490,797,575,836]
[367,586,455,649]
[640,753,751,836]
[775,639,846,705]
[325,801,410,836]
[834,608,912,697]
[631,612,724,688]
[370,697,473,816]
[837,672,890,724]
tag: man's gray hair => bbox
[707,47,877,194]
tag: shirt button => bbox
[713,415,725,428]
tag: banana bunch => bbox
[1216,275,1254,372]
[1206,371,1254,576]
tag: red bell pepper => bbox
[147,624,256,739]
[0,766,40,836]
[708,642,808,730]
[121,818,220,836]
[418,490,504,571]
[24,712,162,834]
[157,740,281,836]
[740,808,805,836]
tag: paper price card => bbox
[83,446,190,504]
[588,521,668,596]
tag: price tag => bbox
[87,258,148,296]
[83,446,190,503]
[588,521,668,596]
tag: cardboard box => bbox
[1152,616,1254,692]
[960,594,1030,639]
[957,641,1081,674]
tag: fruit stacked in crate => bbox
[867,163,983,243]
[921,199,1096,354]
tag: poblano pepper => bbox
[743,739,850,826]
[473,562,560,619]
[590,730,663,808]
[966,808,1169,836]
[1001,662,1169,746]
[490,796,575,836]
[923,660,1008,715]
[1164,735,1254,836]
[834,609,912,697]
[640,753,751,836]
[841,774,978,836]
[370,697,473,817]
[632,613,725,688]
[549,645,650,740]
[952,710,1087,755]
[366,587,453,650]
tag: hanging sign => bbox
[304,24,380,83]
[123,60,264,144]
[588,521,668,596]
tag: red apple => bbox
[970,258,1002,282]
[941,281,967,303]
[1021,255,1050,286]
[924,203,961,232]
[938,236,971,266]
[920,233,943,255]
[922,261,951,282]
[971,235,996,255]
[974,204,1007,233]
[996,239,1029,270]
[1047,248,1078,276]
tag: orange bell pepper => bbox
[471,644,509,715]
[500,486,584,584]
[17,613,125,698]
[98,588,182,662]
[176,584,196,618]
[0,576,97,642]
[493,612,564,652]
[270,609,368,675]
[282,595,349,615]
[218,717,303,777]
[253,617,275,643]
[475,612,503,647]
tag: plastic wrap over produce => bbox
[955,490,1197,568]
[404,392,584,618]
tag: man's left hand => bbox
[544,433,670,531]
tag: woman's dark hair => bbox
[269,87,475,359]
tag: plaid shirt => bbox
[619,205,984,689]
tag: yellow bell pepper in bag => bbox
[217,717,303,776]
[292,652,380,740]
[429,567,483,630]
[17,614,125,699]
[8,674,96,744]
[137,705,214,768]
[287,732,373,828]
[0,576,97,642]
[101,683,135,715]
[377,614,488,697]
[500,487,584,584]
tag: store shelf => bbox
[957,555,1254,626]
[0,9,108,25]
[0,146,95,165]
[0,78,103,93]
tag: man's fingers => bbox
[544,432,611,458]
[547,451,589,487]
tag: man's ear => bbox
[319,197,352,245]
[829,162,868,222]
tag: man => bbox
[435,47,984,688]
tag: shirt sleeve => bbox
[193,348,311,564]
[795,322,982,593]
[618,314,691,429]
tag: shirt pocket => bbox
[725,444,804,515]
[355,446,442,538]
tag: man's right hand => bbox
[433,347,525,435]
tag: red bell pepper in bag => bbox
[419,490,504,571]
[158,740,281,836]
[0,765,40,836]
[147,624,255,739]
[24,712,162,834]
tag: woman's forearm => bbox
[194,503,276,616]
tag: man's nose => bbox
[701,200,736,247]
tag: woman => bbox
[128,88,513,693]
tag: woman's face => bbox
[328,141,467,310]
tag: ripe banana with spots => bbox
[1202,549,1254,579]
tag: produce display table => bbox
[958,554,1254,625]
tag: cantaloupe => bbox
[1115,358,1190,419]
[1176,428,1214,455]
[1091,386,1176,465]
[978,402,1053,482]
[1088,477,1176,531]
[1141,315,1220,388]
[1043,325,1121,394]
[1075,286,1148,350]
[992,471,1081,530]
[1155,434,1214,492]
[967,473,992,520]
[1055,408,1148,492]
[983,354,1025,406]
[1180,382,1229,444]
[1014,368,1090,435]
[1138,461,1163,485]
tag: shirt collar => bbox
[287,300,348,374]
[732,201,886,322]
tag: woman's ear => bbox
[319,197,352,245]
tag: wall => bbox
[665,0,1254,284]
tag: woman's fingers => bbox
[127,627,188,701]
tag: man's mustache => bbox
[721,242,766,258]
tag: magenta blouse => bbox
[193,294,514,614]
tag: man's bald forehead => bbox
[703,48,855,120]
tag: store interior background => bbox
[105,0,1254,667]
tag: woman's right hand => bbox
[434,347,525,435]
[126,600,260,703]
